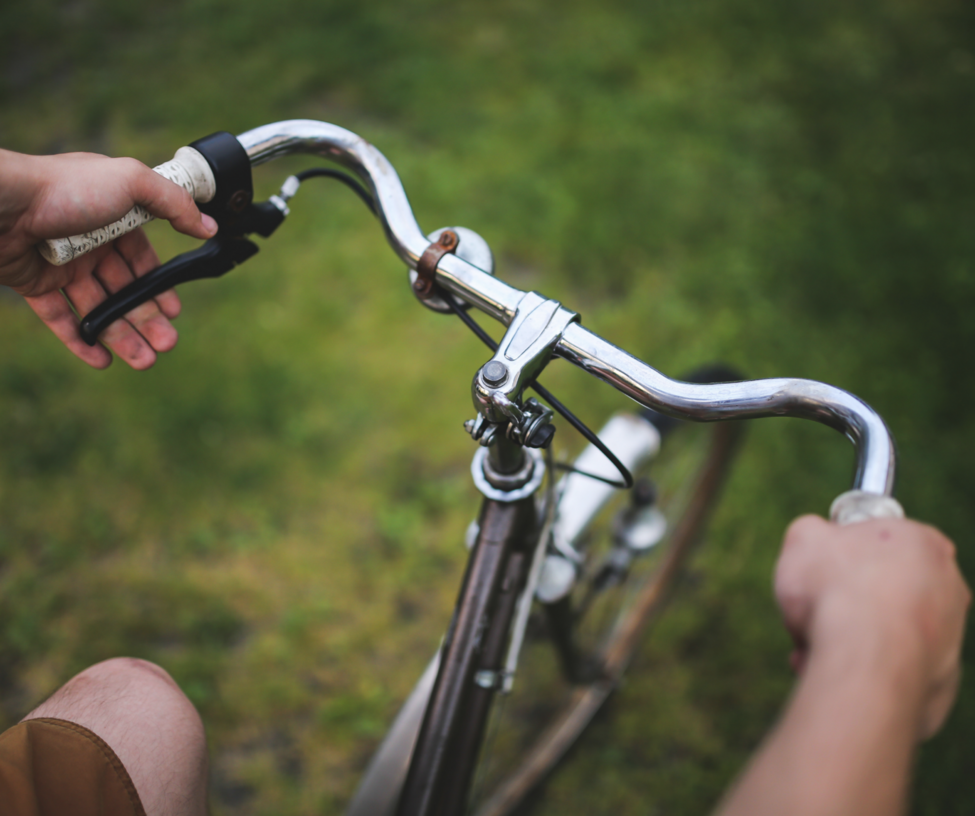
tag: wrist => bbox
[0,149,38,237]
[807,592,929,729]
[718,604,925,816]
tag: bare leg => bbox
[22,657,208,816]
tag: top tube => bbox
[236,119,896,496]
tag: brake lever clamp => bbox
[188,131,255,232]
[512,398,556,448]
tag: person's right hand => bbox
[775,515,970,739]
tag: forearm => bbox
[716,629,925,816]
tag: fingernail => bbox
[202,214,218,235]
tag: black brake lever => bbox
[79,236,257,345]
[78,199,287,346]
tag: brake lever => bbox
[78,200,287,346]
[79,236,255,345]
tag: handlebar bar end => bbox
[830,490,905,526]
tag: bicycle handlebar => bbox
[43,118,900,506]
[238,120,897,499]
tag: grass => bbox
[1,0,974,813]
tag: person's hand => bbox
[776,515,970,739]
[0,148,217,369]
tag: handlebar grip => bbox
[830,490,905,525]
[38,146,217,266]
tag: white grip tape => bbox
[39,146,217,266]
[830,490,905,526]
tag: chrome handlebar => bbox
[238,119,897,498]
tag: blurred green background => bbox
[1,0,973,813]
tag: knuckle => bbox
[773,579,800,608]
[935,531,957,559]
[61,150,109,163]
[164,186,196,219]
[114,156,148,178]
[773,558,805,602]
[783,514,824,549]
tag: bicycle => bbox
[43,120,904,816]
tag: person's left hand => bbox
[0,148,218,369]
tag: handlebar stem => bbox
[472,292,578,423]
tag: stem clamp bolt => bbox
[481,361,508,387]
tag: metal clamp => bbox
[471,292,578,424]
[413,229,459,300]
[409,227,495,314]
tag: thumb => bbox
[120,158,218,240]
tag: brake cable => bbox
[292,168,378,215]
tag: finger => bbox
[776,515,834,592]
[781,514,831,552]
[114,225,160,274]
[2,247,54,297]
[92,249,178,354]
[114,227,181,320]
[774,515,834,651]
[63,266,158,370]
[919,664,962,740]
[775,516,827,600]
[789,647,809,675]
[118,158,219,240]
[24,290,113,369]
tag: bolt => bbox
[481,361,508,387]
[439,230,458,250]
[527,422,555,449]
[474,670,499,689]
[228,189,253,213]
[632,478,657,507]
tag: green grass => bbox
[1,1,974,813]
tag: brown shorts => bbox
[0,717,146,816]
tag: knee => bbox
[80,657,202,732]
[25,657,209,816]
[79,656,181,693]
[25,657,204,745]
